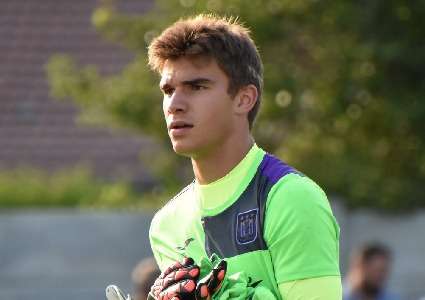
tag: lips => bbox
[169,120,194,130]
[168,120,194,137]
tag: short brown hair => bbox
[358,242,392,263]
[148,14,263,129]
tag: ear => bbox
[233,84,258,116]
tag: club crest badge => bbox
[236,209,258,245]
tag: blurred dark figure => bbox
[131,257,161,300]
[343,242,400,300]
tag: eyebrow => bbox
[159,77,214,90]
[182,78,213,86]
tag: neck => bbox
[192,135,254,185]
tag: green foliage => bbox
[0,167,167,210]
[46,0,425,211]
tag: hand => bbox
[195,260,227,300]
[148,257,200,300]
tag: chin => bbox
[172,141,195,157]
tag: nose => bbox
[164,88,187,115]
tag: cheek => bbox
[206,91,233,116]
[215,99,234,124]
[162,97,168,116]
[200,104,234,136]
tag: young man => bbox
[131,257,161,300]
[343,243,399,300]
[147,15,341,300]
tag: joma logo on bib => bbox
[236,209,258,245]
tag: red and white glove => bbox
[195,259,227,300]
[148,257,200,300]
[148,257,227,300]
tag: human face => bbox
[160,57,236,158]
[363,255,391,289]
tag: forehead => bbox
[160,56,227,85]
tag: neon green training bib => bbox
[149,144,340,299]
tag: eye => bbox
[163,87,175,96]
[190,84,206,91]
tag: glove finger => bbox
[159,279,196,300]
[195,260,227,300]
[195,283,210,300]
[151,257,197,297]
[207,260,227,293]
[157,291,180,300]
[161,257,195,279]
[160,265,200,291]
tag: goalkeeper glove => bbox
[195,259,227,300]
[148,257,200,300]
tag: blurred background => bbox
[0,0,424,299]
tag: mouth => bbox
[169,121,194,136]
[169,121,194,130]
